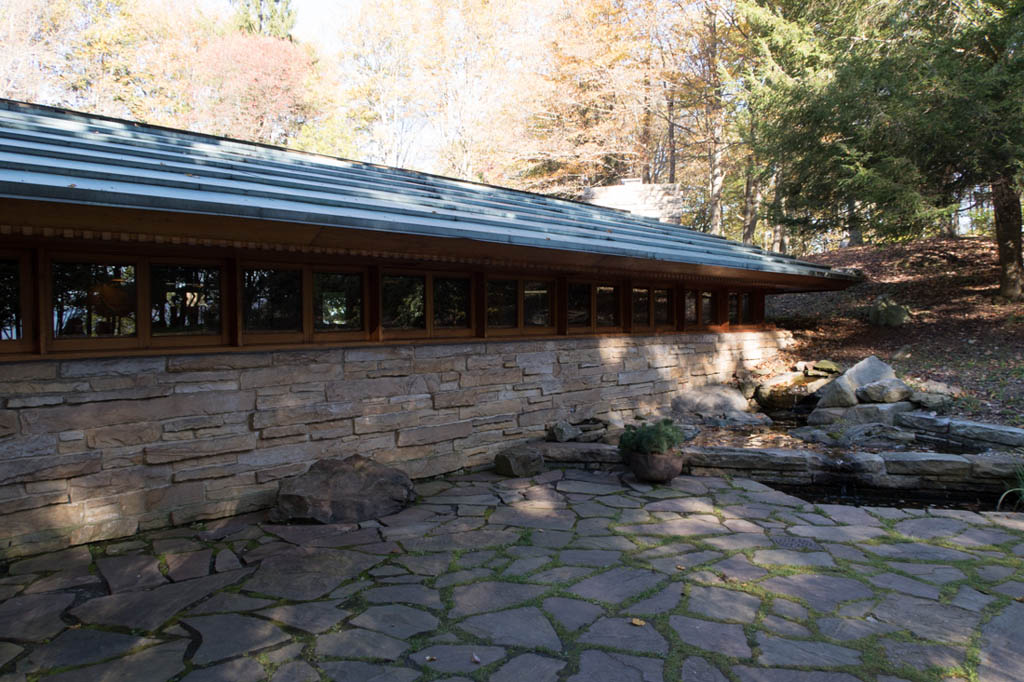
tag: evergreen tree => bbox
[743,0,1024,298]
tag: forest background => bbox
[1,0,1021,299]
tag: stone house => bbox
[0,100,856,557]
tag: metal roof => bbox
[0,100,855,285]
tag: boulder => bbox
[813,360,844,374]
[910,391,954,412]
[702,411,773,429]
[673,385,749,414]
[816,375,858,408]
[807,407,850,426]
[846,402,915,425]
[547,421,582,443]
[868,295,911,327]
[495,449,545,477]
[835,423,917,449]
[856,378,912,404]
[274,456,415,524]
[844,355,897,389]
[754,372,812,410]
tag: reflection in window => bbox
[632,288,650,326]
[487,279,517,328]
[701,291,716,325]
[243,268,301,332]
[654,288,672,325]
[728,293,740,324]
[524,281,552,327]
[567,283,591,327]
[684,290,697,325]
[0,260,21,340]
[314,272,362,331]
[741,293,752,323]
[596,285,619,327]
[382,275,425,330]
[53,262,136,338]
[151,265,221,336]
[434,277,471,329]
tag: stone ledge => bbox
[881,452,971,476]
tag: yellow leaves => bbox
[630,617,647,626]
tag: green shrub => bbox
[618,419,686,456]
[996,464,1024,511]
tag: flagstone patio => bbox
[1,468,1023,682]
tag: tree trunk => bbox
[667,96,676,184]
[704,1,724,236]
[741,154,761,244]
[846,200,863,246]
[991,173,1023,300]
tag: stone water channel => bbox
[1,467,1023,682]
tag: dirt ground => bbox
[765,236,1024,426]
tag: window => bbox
[314,272,362,331]
[0,260,21,341]
[596,286,619,327]
[632,288,650,327]
[567,283,591,327]
[382,275,426,330]
[653,288,672,326]
[523,281,552,327]
[684,290,698,325]
[151,265,221,336]
[741,293,752,324]
[53,262,136,338]
[728,293,740,325]
[243,268,302,332]
[701,291,716,326]
[487,279,517,328]
[434,276,471,329]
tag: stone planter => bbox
[628,450,683,483]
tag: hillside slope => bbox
[767,236,1024,425]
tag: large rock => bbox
[910,391,954,412]
[547,421,582,443]
[856,378,912,403]
[753,372,813,410]
[844,355,897,388]
[816,375,858,408]
[495,449,545,477]
[868,295,911,327]
[274,456,415,524]
[674,385,749,414]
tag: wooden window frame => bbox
[311,267,369,343]
[380,270,476,340]
[238,261,306,346]
[484,276,557,337]
[147,256,230,349]
[567,280,624,334]
[0,250,35,354]
[631,284,675,332]
[47,252,144,353]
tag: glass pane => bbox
[631,288,650,326]
[53,262,136,338]
[382,275,426,330]
[0,260,21,341]
[684,290,697,324]
[701,291,715,325]
[567,283,591,327]
[150,265,221,336]
[728,293,740,324]
[596,285,619,327]
[243,268,301,332]
[487,279,517,328]
[654,288,672,325]
[434,277,471,329]
[314,272,362,331]
[741,293,752,323]
[524,281,552,327]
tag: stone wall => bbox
[0,330,792,558]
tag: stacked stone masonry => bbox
[0,331,792,558]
